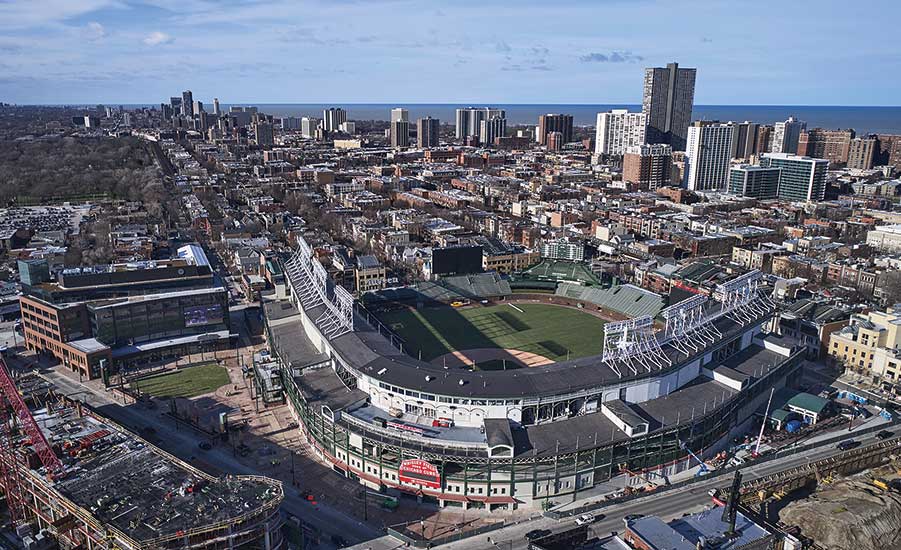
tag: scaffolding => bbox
[0,373,285,550]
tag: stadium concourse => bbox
[265,237,803,513]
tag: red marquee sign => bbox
[398,459,441,489]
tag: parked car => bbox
[837,439,859,451]
[575,513,595,525]
[876,430,894,440]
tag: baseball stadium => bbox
[265,238,804,511]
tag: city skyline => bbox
[2,0,900,106]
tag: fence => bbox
[543,415,900,520]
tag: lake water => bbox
[229,104,901,135]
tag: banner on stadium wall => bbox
[398,458,441,489]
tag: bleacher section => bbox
[557,283,665,318]
[364,272,512,305]
[515,259,601,286]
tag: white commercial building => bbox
[867,225,901,253]
[594,110,646,156]
[684,123,735,191]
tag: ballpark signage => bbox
[398,459,441,489]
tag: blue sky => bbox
[0,0,897,105]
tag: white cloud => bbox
[143,31,173,46]
[84,21,106,41]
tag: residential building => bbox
[253,121,274,147]
[684,122,734,191]
[760,153,828,202]
[875,134,901,169]
[546,131,564,152]
[848,137,877,170]
[642,62,696,150]
[181,90,193,117]
[455,107,505,139]
[355,255,387,293]
[797,128,853,164]
[301,117,318,138]
[828,306,901,385]
[595,110,646,156]
[731,121,760,160]
[775,298,850,359]
[729,165,781,199]
[417,117,440,148]
[771,116,806,154]
[623,144,672,189]
[536,113,573,146]
[390,108,408,123]
[480,116,507,146]
[866,225,901,253]
[322,107,347,131]
[390,119,410,147]
[280,116,301,130]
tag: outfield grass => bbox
[134,363,231,399]
[377,303,605,362]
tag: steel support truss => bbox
[660,294,722,356]
[601,315,670,378]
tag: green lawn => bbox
[377,303,605,362]
[134,363,231,399]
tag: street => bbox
[349,424,897,550]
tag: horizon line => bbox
[8,102,901,109]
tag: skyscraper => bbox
[480,116,506,146]
[301,117,318,138]
[390,120,410,147]
[537,114,573,146]
[797,128,853,164]
[731,122,760,160]
[594,110,646,155]
[417,117,440,148]
[642,62,696,151]
[623,144,673,189]
[455,107,505,139]
[390,108,409,123]
[181,90,194,117]
[323,108,347,131]
[253,121,274,147]
[212,98,220,116]
[771,116,806,154]
[848,137,877,170]
[760,153,828,202]
[193,100,204,115]
[684,122,735,191]
[280,117,301,131]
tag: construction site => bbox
[0,360,285,550]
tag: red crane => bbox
[0,357,64,522]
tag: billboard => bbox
[398,458,441,489]
[432,245,483,276]
[184,304,225,327]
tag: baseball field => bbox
[375,302,606,369]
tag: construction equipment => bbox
[679,439,711,477]
[0,357,65,522]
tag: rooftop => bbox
[30,404,282,545]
